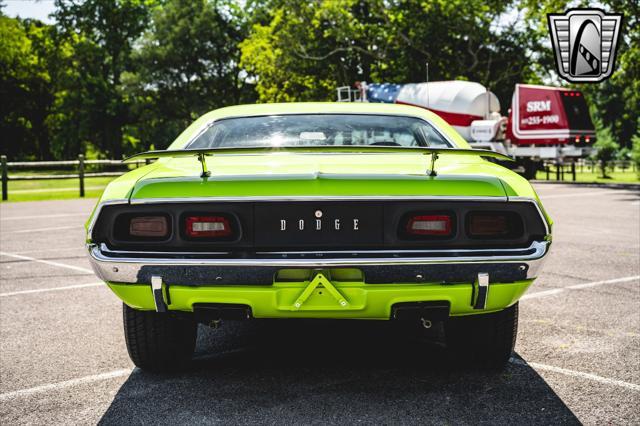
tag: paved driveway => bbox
[1,183,638,424]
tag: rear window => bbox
[187,114,453,149]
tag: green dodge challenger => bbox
[86,102,552,371]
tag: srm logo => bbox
[526,100,551,113]
[547,9,622,83]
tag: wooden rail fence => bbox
[1,155,636,201]
[1,155,148,200]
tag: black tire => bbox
[123,304,197,373]
[445,303,518,369]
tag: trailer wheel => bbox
[445,303,518,369]
[123,304,197,373]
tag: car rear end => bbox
[88,195,549,319]
[85,104,552,371]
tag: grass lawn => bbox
[1,176,116,202]
[534,167,640,184]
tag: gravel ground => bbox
[0,183,638,425]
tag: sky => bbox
[2,0,56,24]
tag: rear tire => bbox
[123,304,197,373]
[445,303,518,369]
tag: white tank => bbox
[395,81,501,140]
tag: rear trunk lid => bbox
[129,152,508,200]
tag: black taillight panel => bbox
[398,211,457,240]
[94,203,253,251]
[113,213,172,242]
[180,212,242,242]
[383,201,545,249]
[466,211,524,239]
[91,200,546,251]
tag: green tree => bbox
[240,0,539,105]
[128,0,255,150]
[3,0,638,163]
[594,126,619,178]
[25,21,78,160]
[0,15,37,159]
[583,0,639,149]
[54,0,153,158]
[631,133,640,177]
[0,17,70,160]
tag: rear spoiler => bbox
[123,146,514,177]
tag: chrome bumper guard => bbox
[87,241,550,286]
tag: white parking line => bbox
[8,186,105,194]
[1,357,636,402]
[3,225,81,234]
[0,369,133,402]
[0,213,89,221]
[8,247,83,255]
[521,275,640,300]
[0,282,104,297]
[510,358,640,391]
[540,190,621,199]
[0,251,93,274]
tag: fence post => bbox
[556,162,560,181]
[571,162,576,181]
[78,154,85,198]
[546,164,550,180]
[1,155,7,201]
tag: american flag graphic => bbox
[366,83,402,103]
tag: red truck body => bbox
[507,84,596,146]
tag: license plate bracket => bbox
[291,271,349,310]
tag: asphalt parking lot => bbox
[1,183,639,424]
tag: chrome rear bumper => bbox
[87,241,550,286]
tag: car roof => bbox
[199,102,439,121]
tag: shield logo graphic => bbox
[548,9,622,83]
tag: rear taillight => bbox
[406,214,452,236]
[468,214,507,236]
[185,216,232,238]
[129,216,168,238]
[467,212,522,239]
